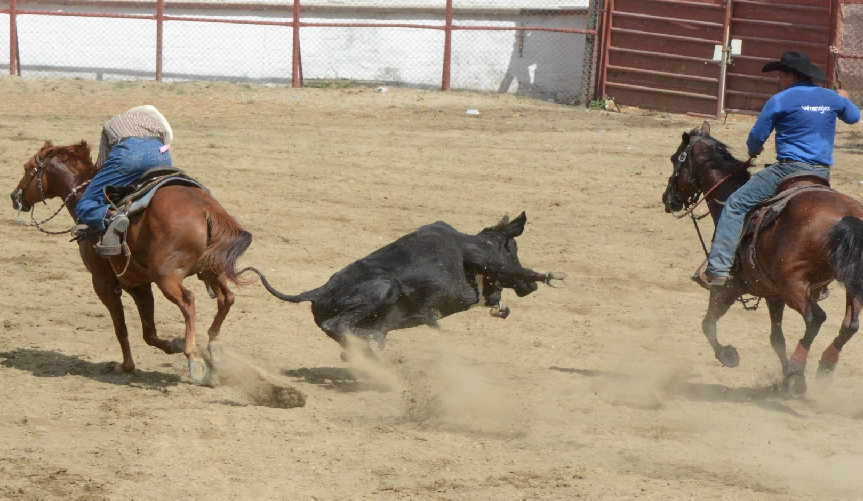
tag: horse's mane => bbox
[37,140,95,175]
[688,130,747,174]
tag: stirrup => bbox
[693,267,730,288]
[95,214,130,257]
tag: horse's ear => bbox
[502,211,527,238]
[699,121,711,136]
[40,140,53,150]
[682,132,690,143]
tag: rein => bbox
[26,180,91,235]
[672,172,734,220]
[17,153,91,235]
[667,137,761,311]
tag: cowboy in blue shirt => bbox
[698,51,861,287]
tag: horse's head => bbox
[11,140,93,212]
[478,212,538,297]
[662,121,746,213]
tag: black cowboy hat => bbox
[762,51,826,82]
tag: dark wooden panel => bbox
[613,0,724,23]
[736,36,828,62]
[607,84,718,116]
[602,0,726,115]
[607,67,719,96]
[725,91,769,111]
[609,47,720,78]
[726,72,777,94]
[725,0,833,112]
[733,1,830,25]
[728,55,771,75]
[731,20,829,45]
[613,29,720,56]
[614,12,724,40]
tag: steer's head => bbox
[478,212,538,297]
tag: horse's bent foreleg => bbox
[92,276,135,373]
[157,275,203,383]
[127,283,184,354]
[702,285,742,367]
[766,297,788,374]
[819,292,862,376]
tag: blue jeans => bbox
[707,161,830,277]
[76,137,172,231]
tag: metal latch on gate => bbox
[713,39,743,65]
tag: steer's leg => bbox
[320,279,400,361]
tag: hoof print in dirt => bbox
[250,383,307,409]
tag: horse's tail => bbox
[199,208,253,285]
[828,216,863,297]
[237,266,318,303]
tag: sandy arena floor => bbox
[1,78,863,500]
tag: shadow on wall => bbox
[498,22,584,104]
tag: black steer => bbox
[240,212,563,358]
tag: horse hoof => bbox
[106,362,135,374]
[489,305,510,319]
[187,358,210,386]
[816,361,836,379]
[207,343,223,367]
[169,338,186,353]
[716,345,740,368]
[784,372,807,396]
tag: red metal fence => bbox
[0,0,600,103]
[597,0,857,117]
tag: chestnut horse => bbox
[9,141,251,384]
[662,122,863,394]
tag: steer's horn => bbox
[544,272,566,286]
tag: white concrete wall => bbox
[10,2,592,102]
[0,14,9,68]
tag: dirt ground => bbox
[1,78,863,500]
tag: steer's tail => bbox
[238,266,319,303]
[828,216,863,298]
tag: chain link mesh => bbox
[451,0,594,103]
[300,23,443,88]
[0,12,8,71]
[162,4,294,83]
[2,0,597,102]
[838,2,863,101]
[16,0,154,79]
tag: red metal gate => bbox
[724,0,834,114]
[598,0,839,116]
[597,0,727,116]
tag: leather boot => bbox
[95,214,129,256]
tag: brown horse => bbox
[9,141,252,384]
[662,122,863,394]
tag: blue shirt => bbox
[747,82,860,166]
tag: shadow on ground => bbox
[0,348,181,390]
[551,366,802,417]
[283,367,391,393]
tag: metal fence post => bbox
[155,0,165,81]
[9,0,20,76]
[292,0,303,88]
[441,0,453,91]
[716,0,733,117]
[595,0,613,100]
